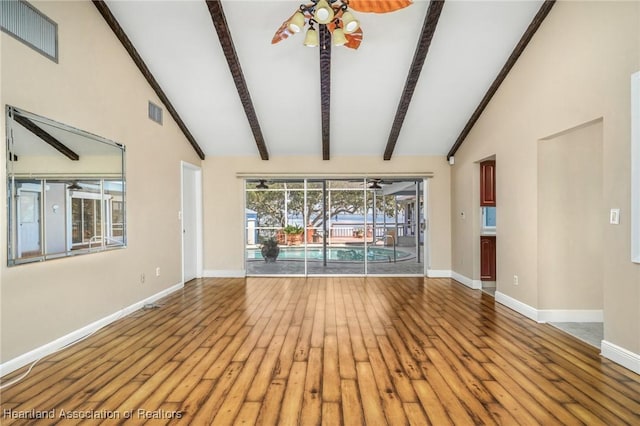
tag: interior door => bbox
[182,165,198,282]
[17,190,41,256]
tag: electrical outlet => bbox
[156,267,161,277]
[513,275,519,286]
[140,273,146,284]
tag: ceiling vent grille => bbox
[0,0,58,62]
[148,101,163,125]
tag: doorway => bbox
[479,159,497,295]
[538,120,603,340]
[181,162,202,283]
[17,186,42,258]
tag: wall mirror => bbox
[6,106,126,266]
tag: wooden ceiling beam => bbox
[383,0,445,161]
[319,25,332,161]
[14,115,79,161]
[92,0,206,160]
[446,0,556,160]
[206,0,270,160]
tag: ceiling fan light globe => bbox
[288,11,305,33]
[304,27,319,47]
[332,28,347,46]
[314,0,334,24]
[342,12,359,34]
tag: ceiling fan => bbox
[368,180,382,189]
[67,181,82,191]
[255,179,269,189]
[272,0,413,49]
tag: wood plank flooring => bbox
[1,277,639,425]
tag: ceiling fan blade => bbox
[271,12,296,44]
[348,0,413,14]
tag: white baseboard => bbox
[0,282,184,377]
[495,291,539,322]
[202,269,246,278]
[366,274,425,278]
[495,291,605,324]
[601,340,640,374]
[427,269,452,278]
[451,271,482,289]
[538,309,604,323]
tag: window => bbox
[482,206,497,232]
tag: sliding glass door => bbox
[245,178,426,276]
[307,180,366,275]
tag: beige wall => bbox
[1,1,201,362]
[451,1,640,353]
[538,120,603,310]
[202,156,451,273]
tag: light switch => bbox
[610,209,620,225]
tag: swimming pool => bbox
[247,246,412,262]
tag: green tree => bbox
[247,184,401,229]
[246,190,285,227]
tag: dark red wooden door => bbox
[480,236,496,281]
[480,160,496,206]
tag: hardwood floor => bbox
[1,277,639,425]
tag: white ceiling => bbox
[105,0,544,158]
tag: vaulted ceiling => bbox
[98,0,553,160]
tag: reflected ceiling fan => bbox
[67,181,82,190]
[255,179,269,189]
[368,178,392,189]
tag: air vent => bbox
[148,101,163,125]
[0,0,58,62]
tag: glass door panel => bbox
[308,180,365,275]
[245,180,305,275]
[367,180,424,275]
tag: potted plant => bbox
[283,224,304,245]
[260,237,280,262]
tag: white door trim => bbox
[181,161,203,283]
[423,178,429,276]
